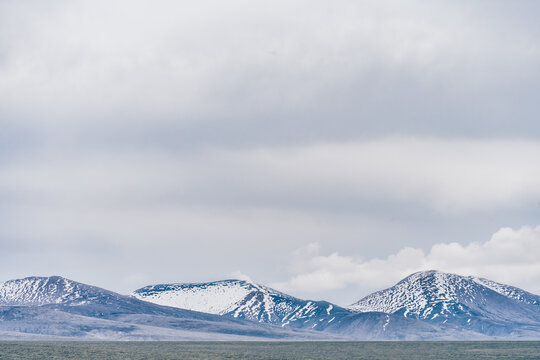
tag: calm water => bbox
[0,341,539,359]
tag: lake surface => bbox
[0,341,539,359]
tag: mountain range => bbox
[1,270,539,340]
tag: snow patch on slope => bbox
[0,276,86,306]
[133,280,254,315]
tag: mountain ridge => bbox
[1,271,540,340]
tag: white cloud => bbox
[272,225,540,298]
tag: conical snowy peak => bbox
[349,270,540,317]
[349,270,477,317]
[348,270,540,336]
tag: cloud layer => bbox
[2,136,539,297]
[2,1,540,139]
[1,1,540,301]
[3,137,540,214]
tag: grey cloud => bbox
[1,0,540,302]
[2,0,540,141]
[4,138,540,213]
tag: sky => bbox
[1,0,540,305]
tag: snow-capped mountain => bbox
[133,279,349,329]
[0,276,332,340]
[349,270,540,337]
[133,278,492,339]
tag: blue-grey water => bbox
[0,341,539,359]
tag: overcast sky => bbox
[1,0,540,305]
